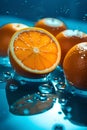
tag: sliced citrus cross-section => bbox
[9,27,61,78]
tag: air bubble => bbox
[9,84,18,91]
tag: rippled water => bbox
[0,15,87,130]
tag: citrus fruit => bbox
[56,29,87,65]
[63,42,87,90]
[0,23,29,56]
[35,18,66,36]
[9,27,61,78]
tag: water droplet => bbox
[64,113,72,120]
[10,105,15,110]
[6,10,10,14]
[52,97,57,103]
[26,99,33,103]
[59,98,67,106]
[34,93,40,100]
[66,106,72,112]
[3,72,12,81]
[39,95,47,101]
[39,84,52,94]
[53,77,59,84]
[23,108,30,115]
[58,111,62,114]
[20,80,26,85]
[9,84,18,91]
[53,124,64,130]
[71,90,75,95]
[56,82,65,91]
[81,54,86,59]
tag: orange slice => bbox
[63,42,87,90]
[35,18,66,36]
[56,29,87,65]
[0,23,29,56]
[9,27,61,78]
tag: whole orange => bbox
[35,18,67,36]
[63,42,87,90]
[0,23,29,56]
[56,30,87,65]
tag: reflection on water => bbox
[6,66,64,116]
[60,92,87,126]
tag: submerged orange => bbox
[0,23,29,56]
[35,18,66,36]
[63,42,87,90]
[9,27,61,78]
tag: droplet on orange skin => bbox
[0,23,29,57]
[35,18,67,36]
[63,42,87,90]
[56,29,87,65]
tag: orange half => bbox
[9,27,61,78]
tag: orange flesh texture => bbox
[63,42,87,89]
[13,30,59,71]
[35,20,66,36]
[56,32,87,65]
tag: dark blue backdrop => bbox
[0,0,87,21]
